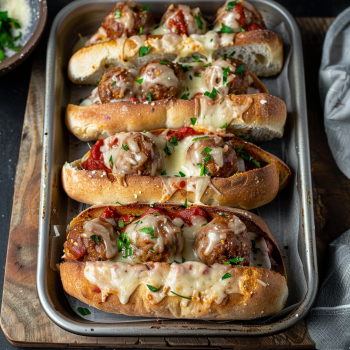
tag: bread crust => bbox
[68,30,283,84]
[60,204,288,320]
[62,133,291,209]
[65,94,287,142]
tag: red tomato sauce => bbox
[81,139,111,173]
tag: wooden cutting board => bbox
[0,17,338,348]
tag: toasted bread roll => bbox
[66,94,286,142]
[60,204,288,320]
[62,128,291,208]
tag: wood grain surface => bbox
[0,17,341,348]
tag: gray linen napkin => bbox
[319,7,350,179]
[307,230,350,349]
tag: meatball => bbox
[186,135,238,177]
[160,4,207,35]
[194,216,251,265]
[102,1,154,39]
[125,214,183,262]
[202,58,250,96]
[213,1,265,32]
[64,219,118,262]
[98,67,137,103]
[107,132,163,176]
[139,59,186,100]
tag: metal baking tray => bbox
[38,0,318,337]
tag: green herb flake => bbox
[184,199,188,208]
[136,78,143,84]
[180,93,189,100]
[139,45,151,57]
[161,170,167,176]
[160,60,168,65]
[194,73,202,78]
[204,62,211,67]
[114,10,121,19]
[170,135,178,146]
[77,307,91,316]
[109,155,114,167]
[118,220,125,228]
[111,81,116,86]
[147,284,161,292]
[235,65,246,73]
[182,257,186,263]
[142,5,152,11]
[218,212,228,216]
[191,118,197,125]
[170,291,192,300]
[164,142,171,156]
[204,87,220,99]
[90,235,100,244]
[201,223,207,227]
[226,1,237,11]
[195,13,202,30]
[239,25,245,32]
[204,154,211,163]
[192,136,210,142]
[122,144,129,151]
[257,263,262,267]
[139,227,158,239]
[129,6,134,11]
[201,147,212,154]
[150,203,155,208]
[230,257,245,264]
[192,55,203,63]
[142,130,147,133]
[251,158,261,168]
[116,201,123,205]
[179,171,186,177]
[218,23,233,34]
[146,92,152,101]
[222,66,230,84]
[177,62,192,71]
[138,26,143,35]
[220,123,227,129]
[222,273,232,280]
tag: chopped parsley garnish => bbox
[177,62,191,71]
[150,249,156,253]
[170,135,178,146]
[142,5,152,11]
[142,130,147,133]
[222,66,230,84]
[114,10,121,19]
[251,240,261,254]
[180,93,189,100]
[146,92,152,101]
[221,273,232,280]
[210,38,213,42]
[123,247,133,258]
[138,26,143,35]
[218,23,233,34]
[184,199,188,208]
[139,45,151,57]
[147,284,161,292]
[109,155,114,167]
[226,1,237,11]
[195,13,202,30]
[111,81,116,86]
[191,118,197,125]
[139,227,158,239]
[150,203,155,207]
[170,291,192,300]
[257,263,262,267]
[239,25,245,32]
[179,171,186,177]
[136,78,143,84]
[192,55,203,62]
[203,154,211,163]
[118,220,125,228]
[204,87,220,99]
[192,136,210,142]
[201,223,207,227]
[218,212,228,216]
[161,170,167,176]
[116,201,123,205]
[230,256,245,264]
[118,232,130,252]
[222,51,236,60]
[226,83,230,88]
[236,146,261,168]
[160,60,168,65]
[194,73,202,78]
[90,235,99,244]
[189,74,192,80]
[182,257,186,263]
[122,144,129,151]
[129,7,134,11]
[198,163,209,176]
[235,65,246,73]
[77,307,91,316]
[153,25,160,30]
[204,62,212,67]
[220,123,227,129]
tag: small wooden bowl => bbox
[0,0,47,77]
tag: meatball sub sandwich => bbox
[66,57,286,142]
[62,126,291,209]
[68,1,283,83]
[60,204,288,320]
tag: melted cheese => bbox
[81,219,118,259]
[84,260,247,305]
[249,232,272,270]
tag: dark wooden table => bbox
[0,11,348,350]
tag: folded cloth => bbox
[307,230,350,349]
[319,7,350,179]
